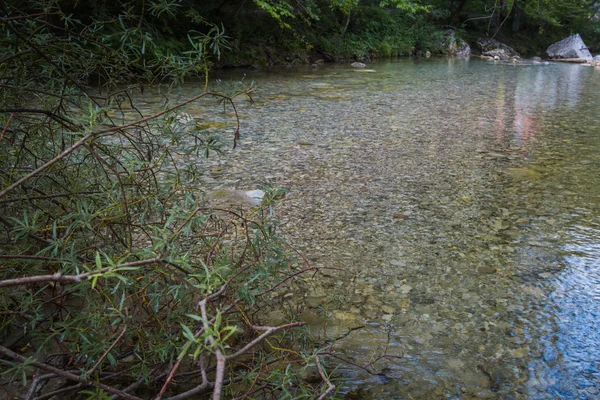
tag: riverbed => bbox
[138,58,600,398]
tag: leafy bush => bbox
[0,2,336,399]
[310,5,445,60]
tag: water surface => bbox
[144,59,600,398]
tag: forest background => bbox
[55,0,600,67]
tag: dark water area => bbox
[138,59,600,398]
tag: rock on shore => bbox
[476,38,519,60]
[546,34,592,60]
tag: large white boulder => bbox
[546,34,592,59]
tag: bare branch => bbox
[225,322,306,361]
[0,345,143,400]
[199,299,226,400]
[163,381,214,400]
[0,113,13,145]
[257,267,343,298]
[154,328,205,400]
[87,326,127,375]
[0,12,60,23]
[33,384,85,400]
[0,257,161,288]
[316,356,335,400]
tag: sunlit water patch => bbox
[135,59,600,398]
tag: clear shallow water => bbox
[141,59,600,398]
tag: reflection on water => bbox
[142,59,600,397]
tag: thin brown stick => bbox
[87,326,127,375]
[0,254,64,262]
[0,108,73,127]
[84,143,133,249]
[0,12,60,23]
[225,322,306,361]
[0,129,94,200]
[0,113,13,145]
[24,370,43,400]
[257,266,343,298]
[0,257,160,288]
[154,326,205,400]
[0,191,101,205]
[0,345,143,400]
[33,383,85,400]
[0,84,80,107]
[109,370,168,400]
[163,381,214,400]
[0,215,52,246]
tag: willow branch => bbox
[225,322,306,361]
[0,113,13,145]
[0,345,143,400]
[0,91,235,200]
[0,257,160,288]
[256,266,343,298]
[0,108,73,127]
[87,327,127,375]
[198,299,225,400]
[0,12,59,23]
[33,383,85,400]
[316,356,335,400]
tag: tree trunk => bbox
[512,0,524,32]
[491,0,508,31]
[341,11,351,36]
[450,0,469,26]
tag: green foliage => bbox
[311,5,442,59]
[422,0,600,52]
[253,0,296,28]
[0,1,335,398]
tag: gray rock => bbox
[546,34,592,59]
[456,41,471,57]
[350,62,366,68]
[443,29,470,57]
[594,55,600,61]
[476,38,519,60]
[478,266,497,275]
[208,188,265,207]
[487,49,511,60]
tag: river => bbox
[137,58,600,398]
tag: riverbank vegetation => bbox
[1,0,600,398]
[0,1,340,398]
[64,0,598,65]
